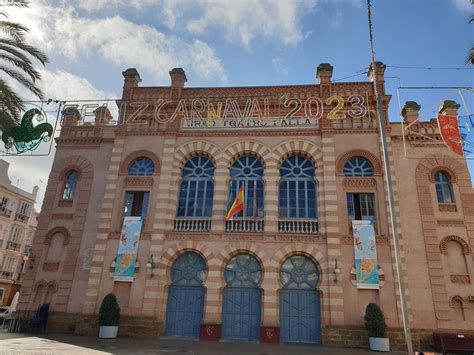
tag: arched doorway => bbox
[165,252,207,338]
[279,255,321,344]
[221,253,262,341]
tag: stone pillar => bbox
[320,133,344,325]
[379,131,413,326]
[169,68,187,99]
[82,134,126,314]
[401,101,421,125]
[316,63,333,84]
[169,68,187,88]
[439,100,461,117]
[143,136,178,317]
[264,156,279,233]
[367,61,386,92]
[210,158,228,234]
[121,68,141,101]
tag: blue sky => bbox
[2,0,473,208]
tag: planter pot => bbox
[369,337,390,352]
[99,326,118,339]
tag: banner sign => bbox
[352,220,379,289]
[114,216,142,281]
[437,113,464,157]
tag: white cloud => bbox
[39,69,117,101]
[272,57,289,77]
[451,0,472,11]
[183,0,317,47]
[7,1,227,84]
[73,0,317,47]
[330,10,343,29]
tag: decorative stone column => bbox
[264,156,279,233]
[401,101,421,125]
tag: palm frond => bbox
[0,65,42,98]
[467,47,474,66]
[0,41,35,66]
[0,79,23,129]
[0,20,28,41]
[0,53,40,81]
[0,1,29,8]
[0,38,48,64]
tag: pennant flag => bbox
[437,113,464,157]
[225,185,245,221]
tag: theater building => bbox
[17,62,474,349]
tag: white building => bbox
[0,159,38,306]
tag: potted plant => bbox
[364,302,389,352]
[99,293,120,339]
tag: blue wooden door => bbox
[280,290,321,344]
[221,253,262,341]
[166,285,204,338]
[279,255,321,344]
[165,252,207,338]
[222,287,261,341]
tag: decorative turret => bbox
[316,63,333,84]
[169,68,187,88]
[122,68,141,89]
[401,101,421,124]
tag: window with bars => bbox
[15,201,31,223]
[62,170,79,200]
[343,157,374,176]
[1,256,16,272]
[0,197,10,217]
[347,193,376,221]
[435,171,455,203]
[279,155,317,219]
[128,157,155,176]
[176,156,215,217]
[228,155,264,219]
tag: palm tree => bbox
[0,0,48,131]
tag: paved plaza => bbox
[0,331,410,355]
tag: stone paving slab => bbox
[0,331,411,355]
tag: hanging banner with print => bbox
[437,113,464,157]
[114,216,142,281]
[352,220,379,289]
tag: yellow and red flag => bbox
[437,113,464,157]
[225,185,245,221]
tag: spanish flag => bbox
[225,185,245,221]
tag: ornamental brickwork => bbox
[17,63,474,350]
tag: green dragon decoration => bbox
[1,108,54,153]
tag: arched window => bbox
[343,157,373,176]
[128,157,155,176]
[435,171,454,203]
[279,155,317,219]
[176,156,215,217]
[62,170,78,200]
[228,155,264,219]
[446,241,468,275]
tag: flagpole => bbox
[366,1,413,353]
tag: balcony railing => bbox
[278,219,319,234]
[0,206,12,218]
[15,213,29,223]
[225,218,264,233]
[0,271,13,280]
[174,218,212,232]
[6,241,21,251]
